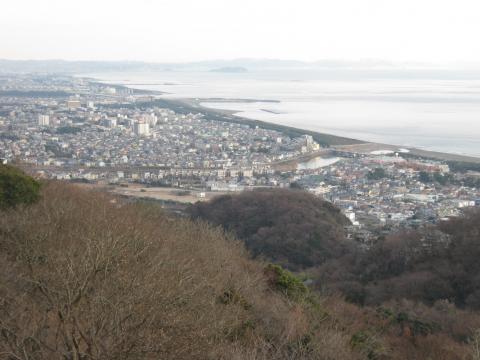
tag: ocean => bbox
[88,69,480,157]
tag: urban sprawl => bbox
[1,74,479,244]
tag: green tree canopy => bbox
[0,165,40,209]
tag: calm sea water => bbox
[89,69,480,157]
[298,157,340,170]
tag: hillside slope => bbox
[188,189,352,270]
[0,174,478,359]
[0,182,358,360]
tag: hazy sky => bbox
[1,0,480,64]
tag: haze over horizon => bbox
[2,0,480,67]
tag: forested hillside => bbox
[1,166,480,359]
[188,189,352,270]
[188,186,480,359]
[316,210,480,310]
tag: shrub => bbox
[350,330,386,359]
[265,263,308,300]
[0,165,40,208]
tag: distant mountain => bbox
[210,66,248,73]
[0,58,309,74]
[2,58,480,77]
[0,58,432,75]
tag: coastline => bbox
[93,78,480,164]
[334,142,480,164]
[166,96,480,164]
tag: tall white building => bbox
[303,134,320,151]
[142,113,158,126]
[303,135,314,147]
[105,118,117,128]
[38,115,50,126]
[134,121,150,136]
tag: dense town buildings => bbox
[1,74,479,241]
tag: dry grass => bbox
[1,181,477,359]
[0,182,357,359]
